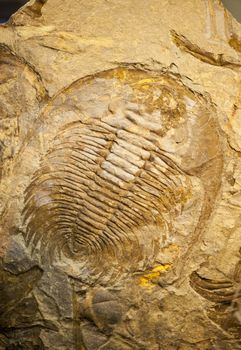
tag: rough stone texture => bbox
[0,0,241,349]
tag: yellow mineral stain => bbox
[114,68,128,81]
[139,264,172,288]
[139,84,150,90]
[136,78,159,85]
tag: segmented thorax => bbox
[22,68,222,266]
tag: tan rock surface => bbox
[0,1,241,349]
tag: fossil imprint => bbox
[22,68,223,265]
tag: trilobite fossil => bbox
[21,68,223,270]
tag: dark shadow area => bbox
[0,0,28,23]
[222,0,241,23]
